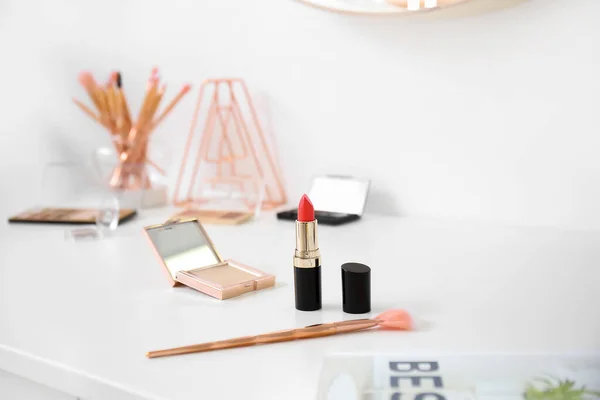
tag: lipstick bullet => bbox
[294,194,322,311]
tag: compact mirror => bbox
[296,0,527,16]
[275,175,370,225]
[145,219,222,282]
[309,175,370,216]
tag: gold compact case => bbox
[144,218,275,300]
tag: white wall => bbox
[1,0,599,229]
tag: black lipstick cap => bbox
[341,262,371,314]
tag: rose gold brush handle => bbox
[146,319,379,359]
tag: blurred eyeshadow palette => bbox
[8,208,137,225]
[318,353,600,400]
[170,208,254,225]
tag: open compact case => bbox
[277,175,371,225]
[144,218,275,300]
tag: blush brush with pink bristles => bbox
[146,309,413,359]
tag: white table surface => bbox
[1,211,599,400]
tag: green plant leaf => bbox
[524,375,600,400]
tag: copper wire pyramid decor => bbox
[173,78,287,210]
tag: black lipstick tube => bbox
[293,220,322,311]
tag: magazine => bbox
[318,353,600,400]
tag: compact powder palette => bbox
[186,264,257,286]
[144,218,275,300]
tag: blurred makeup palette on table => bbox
[7,207,137,225]
[170,209,254,225]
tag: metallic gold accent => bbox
[294,220,322,269]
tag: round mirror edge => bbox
[295,0,529,18]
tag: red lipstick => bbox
[293,194,322,311]
[297,194,315,222]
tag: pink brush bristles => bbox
[151,68,160,83]
[375,309,413,330]
[109,71,118,85]
[78,71,95,89]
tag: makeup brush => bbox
[150,83,191,130]
[146,309,412,359]
[72,98,101,124]
[144,83,166,132]
[110,71,126,137]
[77,72,102,113]
[115,72,132,134]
